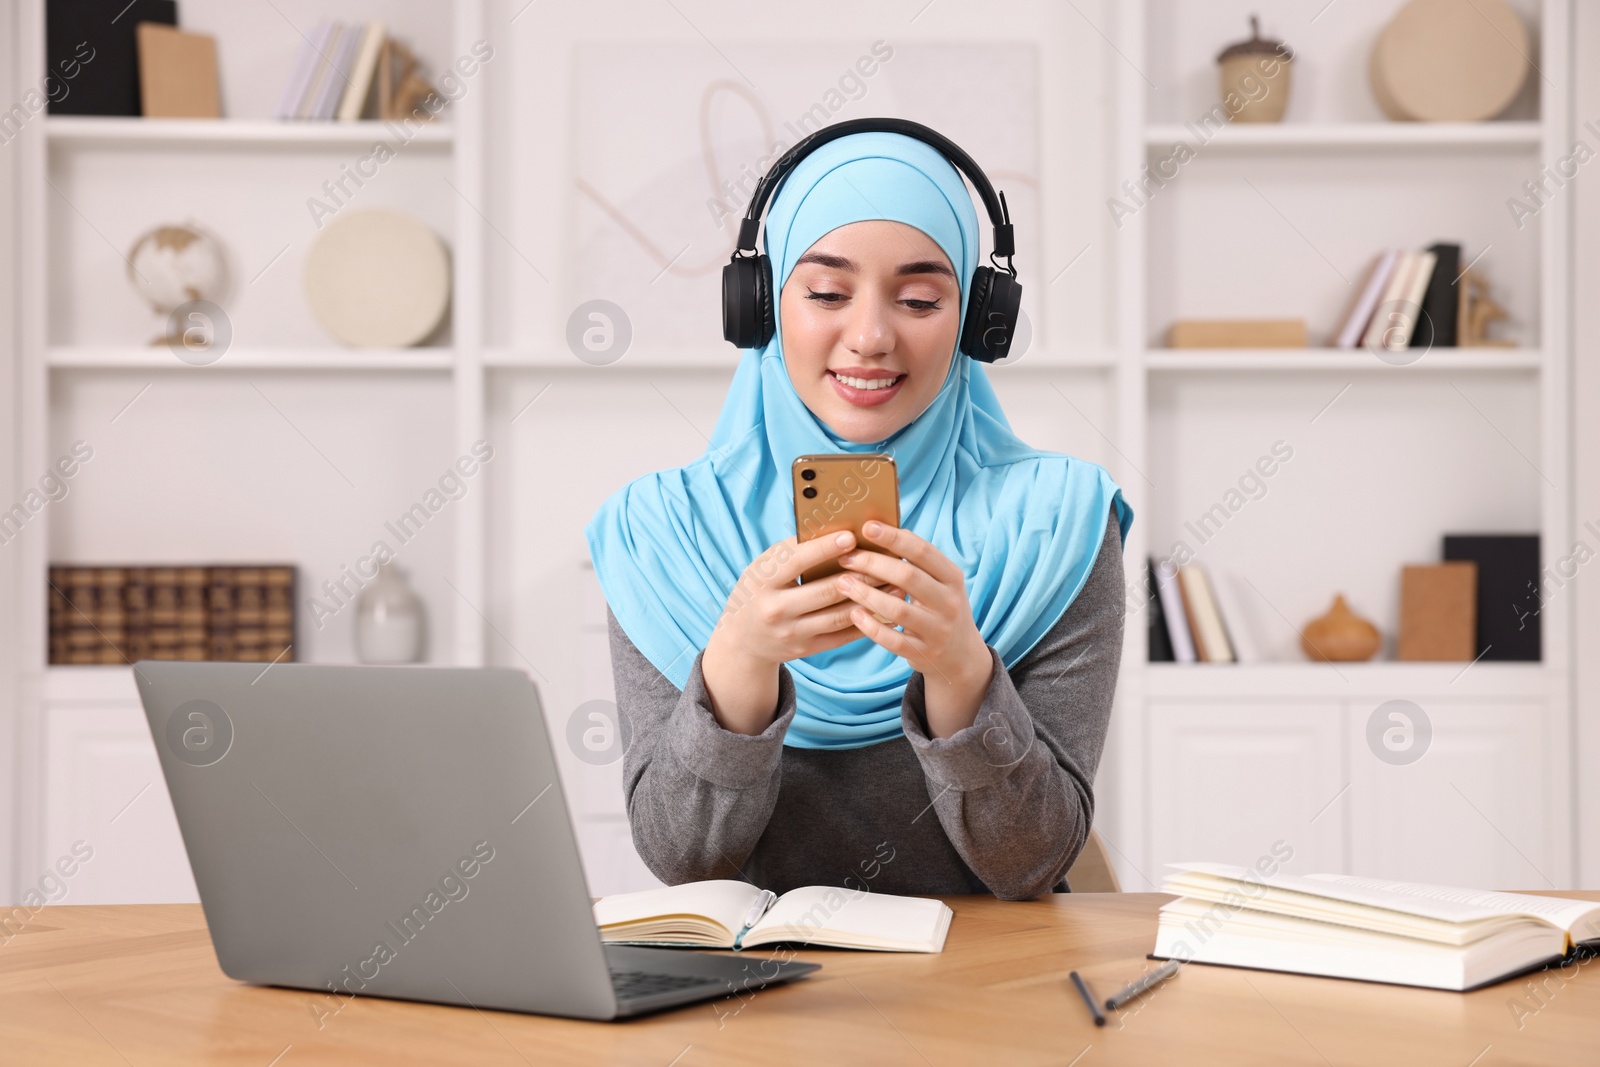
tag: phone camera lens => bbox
[802,486,817,499]
[801,469,816,481]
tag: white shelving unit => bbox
[1144,121,1542,149]
[1143,348,1544,372]
[1110,0,1574,890]
[45,346,457,370]
[4,0,1579,903]
[44,115,455,148]
[12,0,496,904]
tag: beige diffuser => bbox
[1217,15,1293,123]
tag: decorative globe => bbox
[126,223,228,344]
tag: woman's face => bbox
[779,220,961,444]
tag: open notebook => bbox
[593,880,952,953]
[1153,862,1600,991]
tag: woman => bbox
[584,130,1131,900]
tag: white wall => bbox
[1,0,20,902]
[1573,2,1599,888]
[476,1,1127,891]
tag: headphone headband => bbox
[720,117,1023,363]
[732,117,1014,266]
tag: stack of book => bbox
[273,21,430,122]
[48,565,294,665]
[1154,862,1600,991]
[1331,243,1460,350]
[1147,559,1257,664]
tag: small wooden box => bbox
[1165,319,1308,348]
[1397,562,1477,661]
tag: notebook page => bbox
[592,879,762,936]
[1167,863,1600,932]
[1304,875,1600,936]
[753,887,948,946]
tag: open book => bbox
[593,880,952,953]
[1153,862,1600,991]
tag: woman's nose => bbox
[843,290,893,356]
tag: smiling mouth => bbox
[827,369,907,408]
[828,370,905,391]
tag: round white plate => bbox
[305,210,450,348]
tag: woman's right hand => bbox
[710,530,900,667]
[700,531,899,734]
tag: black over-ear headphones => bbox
[721,117,1021,363]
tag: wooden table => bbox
[3,892,1597,1065]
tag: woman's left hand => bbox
[834,520,994,695]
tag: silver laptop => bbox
[133,660,819,1020]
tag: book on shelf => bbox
[135,23,220,118]
[46,0,177,117]
[289,21,339,120]
[1146,559,1175,662]
[272,21,324,120]
[1332,249,1400,348]
[1204,569,1261,663]
[1175,241,1478,352]
[1151,561,1269,666]
[1362,249,1437,351]
[1395,249,1438,348]
[49,564,294,665]
[1153,862,1600,992]
[1177,565,1234,663]
[1397,561,1477,661]
[1443,534,1540,661]
[337,23,388,122]
[276,20,414,124]
[1413,242,1461,348]
[593,879,952,953]
[1343,243,1490,351]
[310,23,362,121]
[1150,558,1196,663]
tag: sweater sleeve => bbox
[607,609,797,885]
[898,505,1126,900]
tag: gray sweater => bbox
[606,507,1124,901]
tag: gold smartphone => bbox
[792,453,901,586]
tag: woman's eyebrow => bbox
[795,252,855,271]
[895,259,956,279]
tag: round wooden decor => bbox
[1371,0,1530,121]
[305,210,450,347]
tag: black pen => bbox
[1104,959,1182,1010]
[1069,970,1105,1027]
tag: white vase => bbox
[355,563,425,664]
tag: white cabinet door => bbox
[1148,701,1346,879]
[45,701,199,905]
[1348,699,1548,889]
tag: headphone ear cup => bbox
[753,253,774,348]
[722,255,774,349]
[960,266,1023,363]
[958,266,995,360]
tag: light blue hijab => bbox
[585,131,1130,749]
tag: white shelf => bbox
[44,666,141,704]
[46,117,453,149]
[47,346,454,371]
[1144,662,1548,700]
[482,347,1122,370]
[1144,122,1541,151]
[1144,348,1542,372]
